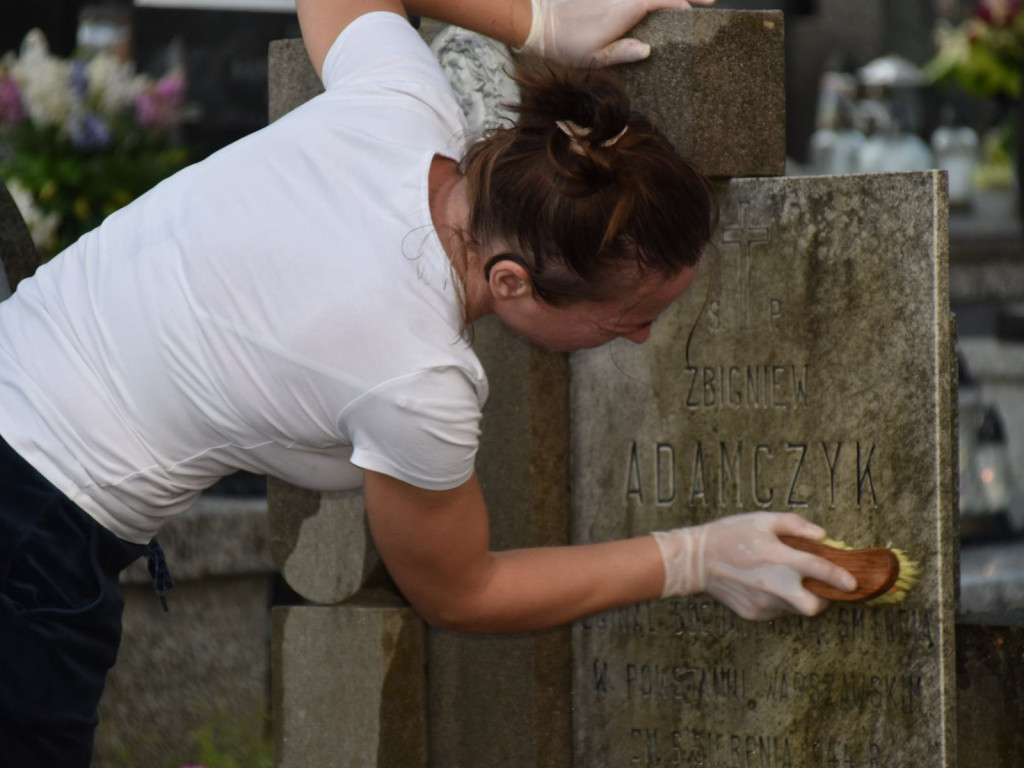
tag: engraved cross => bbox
[721,203,770,330]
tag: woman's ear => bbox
[488,259,532,299]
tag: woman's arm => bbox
[363,470,857,632]
[296,0,531,79]
[363,469,663,632]
[296,0,714,80]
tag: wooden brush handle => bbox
[778,535,900,602]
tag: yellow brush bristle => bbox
[820,537,920,605]
[868,545,920,605]
[821,537,850,550]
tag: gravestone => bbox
[571,171,956,765]
[0,178,41,294]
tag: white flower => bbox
[6,178,60,252]
[87,53,148,117]
[8,29,74,129]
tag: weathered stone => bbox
[570,171,956,765]
[0,179,40,293]
[615,10,785,178]
[270,10,784,178]
[267,39,322,123]
[267,479,382,603]
[272,593,426,768]
[121,495,272,584]
[426,317,572,768]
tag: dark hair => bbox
[460,61,717,313]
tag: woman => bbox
[0,0,856,763]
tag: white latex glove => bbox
[652,512,857,620]
[518,0,717,67]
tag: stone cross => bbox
[720,202,771,331]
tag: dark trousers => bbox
[0,434,146,767]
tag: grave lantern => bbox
[975,405,1016,531]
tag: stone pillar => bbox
[273,592,426,768]
[616,10,785,178]
[266,41,428,768]
[425,318,572,768]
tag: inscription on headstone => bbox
[571,171,956,767]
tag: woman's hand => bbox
[652,512,858,620]
[518,0,717,67]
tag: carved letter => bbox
[685,367,700,408]
[707,299,721,332]
[729,367,743,406]
[792,365,808,406]
[772,365,788,409]
[691,442,707,506]
[857,442,878,508]
[720,442,743,509]
[821,442,841,507]
[627,442,643,502]
[703,367,717,407]
[786,443,809,507]
[656,443,676,505]
[746,366,761,408]
[754,444,774,506]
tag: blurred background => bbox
[2,0,1024,765]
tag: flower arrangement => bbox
[927,0,1024,100]
[0,29,189,258]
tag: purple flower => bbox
[70,60,89,100]
[135,89,159,127]
[0,74,25,125]
[136,70,185,129]
[67,109,112,149]
[155,71,185,103]
[976,0,1022,26]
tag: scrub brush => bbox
[779,535,920,605]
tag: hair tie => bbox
[555,119,628,156]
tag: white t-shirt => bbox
[0,12,488,544]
